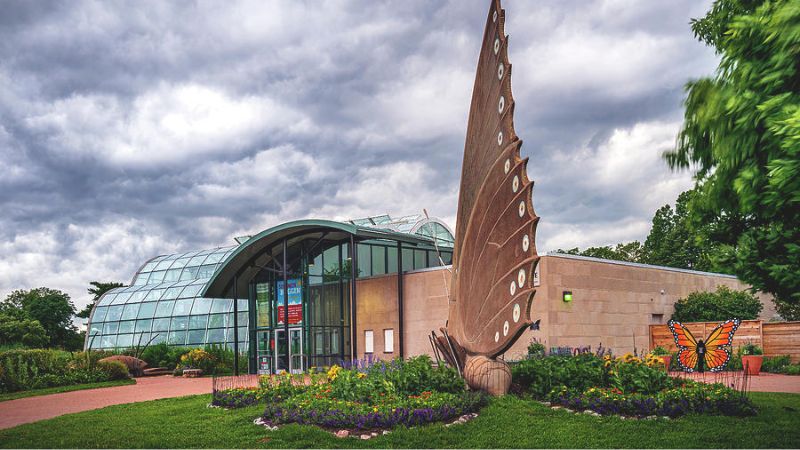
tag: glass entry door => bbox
[274,328,303,374]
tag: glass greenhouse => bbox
[85,214,455,374]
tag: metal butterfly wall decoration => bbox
[668,318,740,373]
[433,0,539,396]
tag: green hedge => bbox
[671,286,762,322]
[0,349,129,393]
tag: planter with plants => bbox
[650,346,671,372]
[739,343,764,375]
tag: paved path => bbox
[0,376,211,430]
[668,371,800,394]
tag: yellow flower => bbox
[357,372,366,379]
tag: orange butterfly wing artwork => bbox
[431,0,538,395]
[703,318,741,372]
[668,320,699,372]
[668,319,740,372]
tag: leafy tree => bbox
[2,288,77,348]
[671,286,763,322]
[0,310,48,348]
[641,190,720,272]
[556,242,643,263]
[77,281,125,319]
[665,0,800,309]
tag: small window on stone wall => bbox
[384,329,394,353]
[651,313,664,324]
[364,330,374,354]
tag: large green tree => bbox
[641,189,721,272]
[77,281,125,319]
[556,242,643,263]
[2,288,78,348]
[665,0,800,311]
[0,308,48,348]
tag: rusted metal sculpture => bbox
[434,0,539,396]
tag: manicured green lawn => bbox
[1,392,798,448]
[0,379,136,402]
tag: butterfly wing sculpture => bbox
[668,319,740,373]
[434,0,539,396]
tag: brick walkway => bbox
[0,376,211,430]
[1,372,798,430]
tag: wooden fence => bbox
[649,320,800,363]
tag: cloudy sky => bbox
[0,0,717,312]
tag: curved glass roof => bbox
[85,214,455,350]
[87,245,249,350]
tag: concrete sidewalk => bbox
[0,376,211,430]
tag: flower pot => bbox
[661,355,672,372]
[742,355,763,376]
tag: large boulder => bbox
[99,355,149,377]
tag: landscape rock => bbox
[335,430,349,438]
[360,434,371,440]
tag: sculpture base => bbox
[463,355,512,396]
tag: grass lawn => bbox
[0,379,136,402]
[0,392,798,448]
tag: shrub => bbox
[527,340,546,358]
[761,355,791,373]
[650,346,669,356]
[512,354,604,399]
[0,349,129,392]
[179,349,217,374]
[670,286,762,322]
[140,343,189,370]
[96,360,131,380]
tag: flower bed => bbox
[211,387,260,408]
[262,389,485,429]
[513,351,756,418]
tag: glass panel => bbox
[101,335,117,348]
[155,300,175,317]
[323,245,339,278]
[191,299,213,315]
[111,292,131,305]
[121,303,140,320]
[402,248,414,272]
[135,319,153,333]
[137,302,157,319]
[208,313,227,328]
[189,315,208,329]
[414,249,426,269]
[168,330,187,345]
[187,255,208,266]
[162,286,184,300]
[171,258,191,269]
[140,260,159,272]
[211,299,233,314]
[207,328,225,343]
[358,244,371,277]
[441,251,453,265]
[196,265,216,279]
[154,259,175,271]
[256,283,270,328]
[89,321,103,335]
[371,245,386,275]
[92,306,109,322]
[387,246,398,274]
[204,252,224,264]
[103,322,119,334]
[238,311,248,327]
[180,266,199,281]
[106,305,124,321]
[171,316,189,331]
[309,252,322,277]
[163,269,182,283]
[128,291,147,304]
[237,298,248,311]
[150,333,166,345]
[144,289,164,302]
[116,334,133,348]
[152,317,171,331]
[148,271,166,284]
[118,320,135,334]
[173,298,194,315]
[97,294,116,306]
[180,284,203,298]
[188,329,206,345]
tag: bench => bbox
[182,369,203,378]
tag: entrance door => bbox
[274,328,304,374]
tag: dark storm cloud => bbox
[0,0,717,310]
